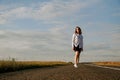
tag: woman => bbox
[72,26,83,68]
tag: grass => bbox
[0,60,69,73]
[92,61,120,67]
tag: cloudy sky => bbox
[0,0,120,62]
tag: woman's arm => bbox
[81,35,83,51]
[72,34,75,50]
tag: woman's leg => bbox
[77,52,80,64]
[74,51,79,65]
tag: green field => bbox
[0,60,69,73]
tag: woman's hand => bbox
[72,47,74,51]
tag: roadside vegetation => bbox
[92,62,120,67]
[0,58,69,73]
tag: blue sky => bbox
[0,0,120,62]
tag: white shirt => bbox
[72,33,83,48]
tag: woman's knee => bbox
[76,52,80,56]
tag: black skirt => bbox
[73,45,82,53]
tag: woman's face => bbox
[76,28,79,33]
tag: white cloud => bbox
[84,22,120,55]
[0,25,70,54]
[0,25,73,61]
[0,0,98,24]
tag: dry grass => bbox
[0,60,69,73]
[0,64,120,80]
[92,62,120,67]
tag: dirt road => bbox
[0,64,120,80]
